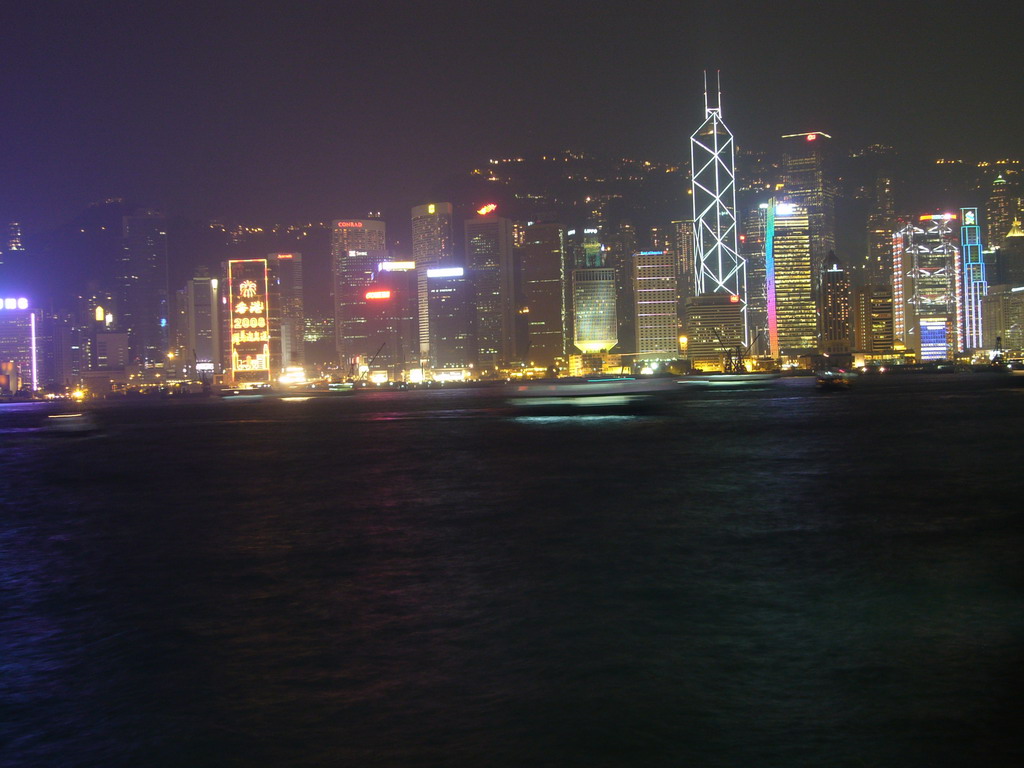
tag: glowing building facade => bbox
[412,203,454,364]
[0,297,38,392]
[959,208,987,350]
[690,76,746,340]
[893,214,960,360]
[228,259,271,384]
[766,202,816,359]
[572,268,617,353]
[632,251,678,362]
[331,219,387,372]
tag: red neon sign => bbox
[337,221,364,228]
[477,203,498,215]
[806,134,817,142]
[729,295,740,303]
[365,290,391,300]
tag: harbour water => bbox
[2,375,1023,766]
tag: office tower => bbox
[412,203,454,364]
[672,219,696,316]
[465,213,515,369]
[981,285,1024,351]
[959,209,987,351]
[268,253,304,370]
[0,296,38,392]
[426,266,472,372]
[604,221,638,355]
[7,222,25,252]
[739,204,768,352]
[518,221,565,369]
[633,251,678,362]
[766,202,817,359]
[331,219,387,372]
[986,175,1017,248]
[572,268,617,353]
[893,214,959,361]
[360,260,418,379]
[995,219,1024,286]
[562,226,603,353]
[820,251,851,354]
[684,294,744,371]
[852,286,895,354]
[182,275,221,380]
[865,175,896,288]
[227,259,271,384]
[780,132,836,291]
[690,76,747,340]
[117,212,168,367]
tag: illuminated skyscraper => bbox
[780,131,836,290]
[852,286,894,354]
[331,219,387,372]
[426,266,472,372]
[227,259,271,384]
[572,268,617,353]
[465,213,515,368]
[117,212,168,367]
[268,253,305,370]
[893,214,960,360]
[690,75,746,340]
[959,208,987,350]
[820,251,851,354]
[518,220,565,368]
[865,175,896,288]
[986,175,1017,249]
[632,251,678,362]
[183,275,221,379]
[684,294,744,371]
[412,203,453,364]
[766,201,817,359]
[0,297,38,392]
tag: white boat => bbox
[507,376,680,414]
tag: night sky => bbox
[1,1,1020,227]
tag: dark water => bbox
[2,376,1023,767]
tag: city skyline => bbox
[1,2,1020,228]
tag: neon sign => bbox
[365,290,391,300]
[427,267,464,278]
[2,298,29,310]
[477,203,498,215]
[228,259,271,383]
[336,221,364,228]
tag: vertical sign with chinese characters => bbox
[228,259,271,384]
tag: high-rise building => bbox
[690,76,746,340]
[572,268,617,354]
[986,175,1018,249]
[820,251,851,354]
[412,203,453,364]
[518,221,565,369]
[766,202,817,359]
[981,285,1024,351]
[562,226,603,353]
[893,214,960,360]
[0,296,38,392]
[465,214,515,368]
[780,132,837,293]
[331,219,387,373]
[227,259,271,385]
[360,260,418,379]
[268,253,304,371]
[117,212,168,367]
[633,251,678,362]
[182,275,221,380]
[426,265,472,372]
[684,294,744,371]
[852,286,895,354]
[603,221,638,355]
[739,205,769,353]
[672,219,695,312]
[959,208,987,351]
[865,175,896,288]
[995,219,1024,286]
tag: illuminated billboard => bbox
[228,259,271,383]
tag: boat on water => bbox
[677,372,781,389]
[45,412,101,436]
[815,369,856,390]
[507,376,680,414]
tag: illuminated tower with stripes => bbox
[959,207,987,350]
[690,72,747,342]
